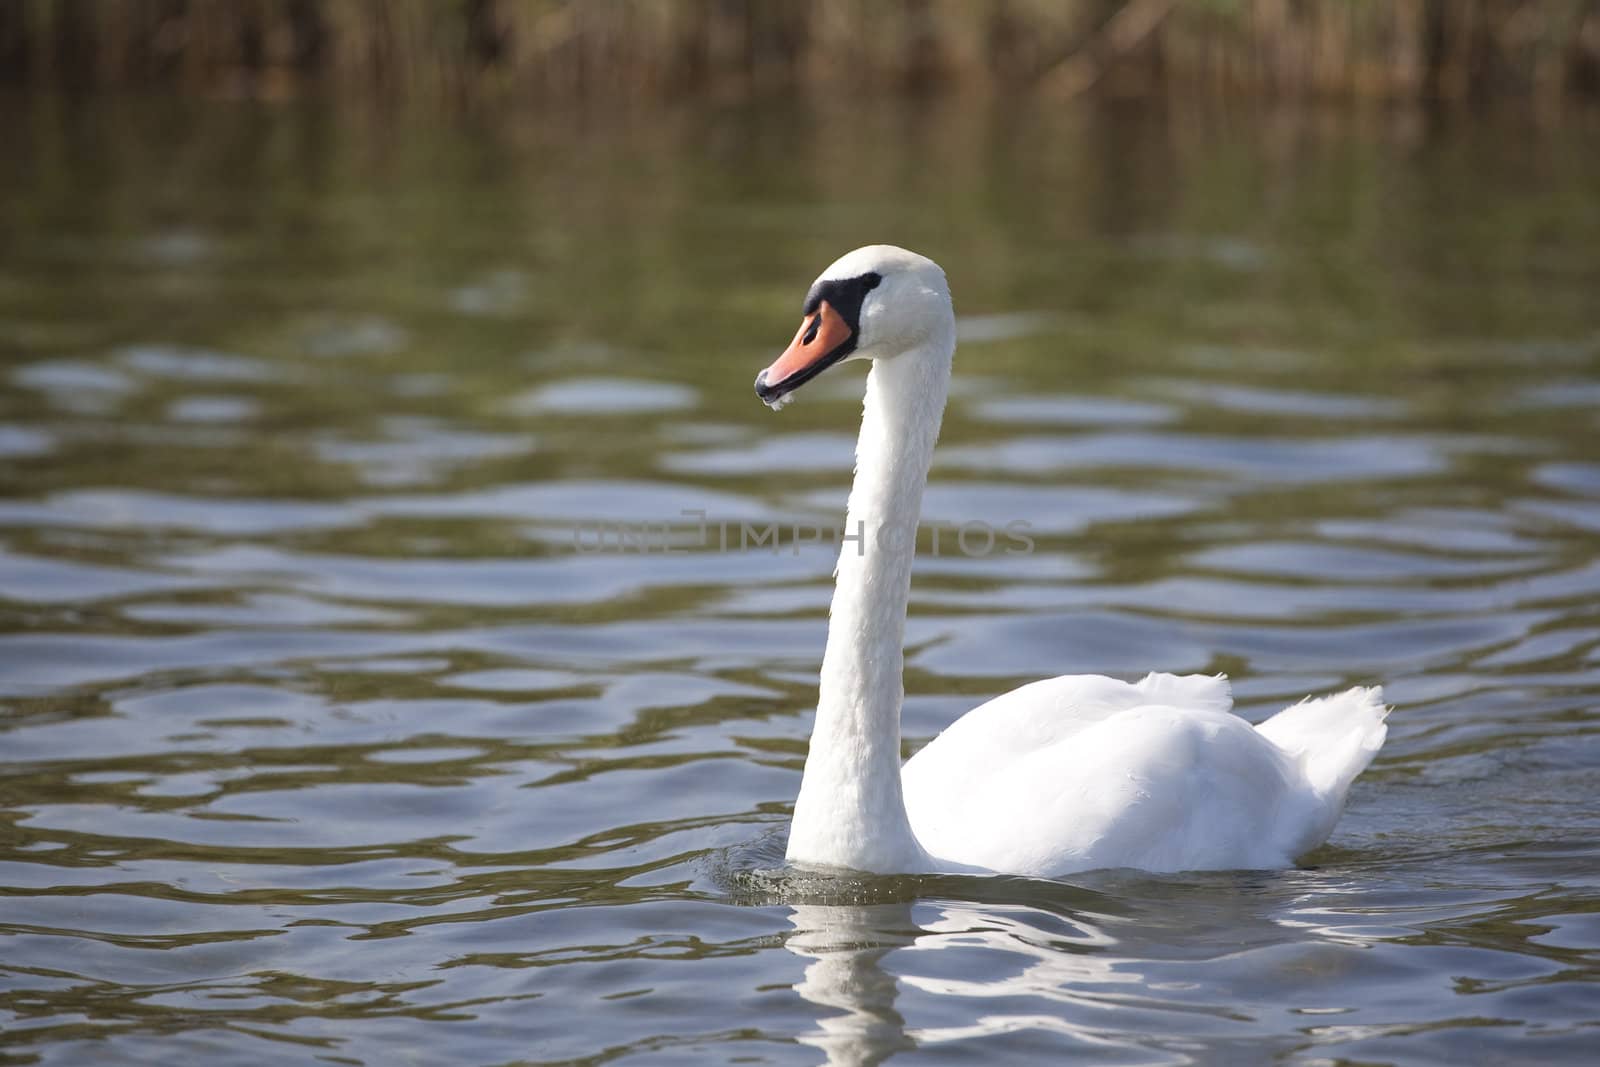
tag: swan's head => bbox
[755,244,951,409]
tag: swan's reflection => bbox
[784,874,1338,1063]
[787,898,1131,1063]
[787,902,919,1066]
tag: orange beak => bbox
[755,300,855,407]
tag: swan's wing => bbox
[916,704,1309,875]
[901,672,1231,844]
[903,677,1386,876]
[904,671,1230,783]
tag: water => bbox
[2,94,1599,1064]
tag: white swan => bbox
[754,244,1389,878]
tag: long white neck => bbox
[786,329,954,873]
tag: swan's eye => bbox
[802,315,822,346]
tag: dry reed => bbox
[1,1,1596,109]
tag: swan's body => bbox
[755,245,1388,878]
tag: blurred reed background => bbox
[2,0,1597,110]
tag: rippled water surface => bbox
[2,96,1599,1064]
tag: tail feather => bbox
[1257,686,1389,799]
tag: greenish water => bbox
[2,94,1599,1065]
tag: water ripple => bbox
[0,102,1596,1067]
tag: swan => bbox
[754,244,1389,878]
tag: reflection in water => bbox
[787,895,1132,1063]
[789,903,918,1066]
[783,874,1416,1064]
[788,896,1138,1063]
